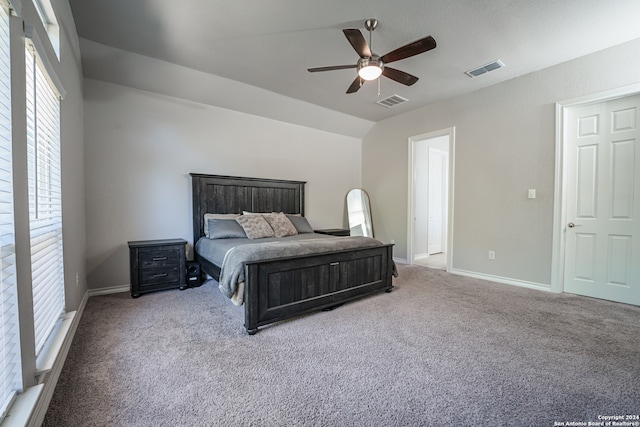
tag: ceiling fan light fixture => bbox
[359,65,382,80]
[358,56,383,81]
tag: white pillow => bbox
[203,213,241,237]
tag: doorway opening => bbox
[408,128,455,270]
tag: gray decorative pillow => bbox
[207,219,247,239]
[286,214,314,234]
[263,212,298,238]
[204,213,241,237]
[235,215,275,239]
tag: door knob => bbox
[567,222,581,228]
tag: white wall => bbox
[84,79,362,290]
[363,37,640,287]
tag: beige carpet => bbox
[44,264,640,426]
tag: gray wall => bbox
[362,38,640,287]
[56,0,86,311]
[84,79,362,290]
[79,39,374,140]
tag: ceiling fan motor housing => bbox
[358,55,384,74]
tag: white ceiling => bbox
[68,0,640,123]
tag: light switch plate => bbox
[528,189,536,199]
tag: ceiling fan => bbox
[307,19,436,94]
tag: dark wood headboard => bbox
[190,173,306,244]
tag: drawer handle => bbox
[330,262,340,266]
[152,273,168,278]
[152,257,168,261]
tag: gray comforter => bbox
[215,236,387,305]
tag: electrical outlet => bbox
[390,239,395,244]
[488,251,495,260]
[75,272,79,286]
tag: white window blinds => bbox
[0,3,22,419]
[25,43,64,356]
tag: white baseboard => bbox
[88,284,129,296]
[393,257,409,265]
[449,268,552,293]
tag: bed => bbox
[191,173,395,334]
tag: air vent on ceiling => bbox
[465,59,505,78]
[377,94,409,108]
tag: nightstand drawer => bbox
[140,267,180,287]
[139,249,181,269]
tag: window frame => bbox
[0,2,21,421]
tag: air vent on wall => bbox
[465,59,505,78]
[377,94,409,108]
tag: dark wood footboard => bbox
[243,244,394,334]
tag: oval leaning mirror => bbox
[346,189,374,237]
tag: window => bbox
[0,3,21,420]
[32,0,58,59]
[25,42,64,356]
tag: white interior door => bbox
[428,148,446,254]
[564,94,640,305]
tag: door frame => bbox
[407,127,455,268]
[551,82,640,293]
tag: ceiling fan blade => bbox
[343,29,372,58]
[346,76,363,94]
[381,35,436,64]
[307,65,357,73]
[382,67,419,86]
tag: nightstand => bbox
[314,228,351,237]
[128,239,187,298]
